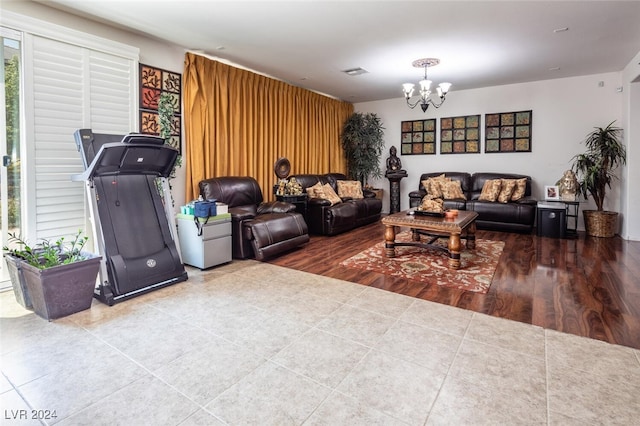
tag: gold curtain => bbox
[183,52,354,201]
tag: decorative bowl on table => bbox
[444,209,459,219]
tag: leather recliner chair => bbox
[198,176,309,260]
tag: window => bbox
[1,11,139,244]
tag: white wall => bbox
[355,72,630,234]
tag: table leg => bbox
[448,233,461,269]
[411,228,420,242]
[467,222,476,249]
[384,225,396,258]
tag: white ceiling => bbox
[36,0,640,103]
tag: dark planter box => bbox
[20,253,102,321]
[4,254,33,310]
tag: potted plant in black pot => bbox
[340,112,386,189]
[3,230,101,320]
[571,121,626,237]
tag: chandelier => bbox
[402,58,452,112]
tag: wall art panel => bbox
[400,119,436,155]
[440,114,480,154]
[139,63,182,152]
[485,110,532,153]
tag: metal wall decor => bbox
[139,64,182,151]
[440,114,480,154]
[485,110,532,153]
[400,119,436,155]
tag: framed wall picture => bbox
[400,119,436,155]
[545,185,560,201]
[440,114,480,154]
[139,64,182,152]
[485,110,532,153]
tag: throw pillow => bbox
[321,183,342,205]
[306,182,323,198]
[498,179,517,203]
[422,174,448,199]
[478,179,503,202]
[510,178,528,201]
[441,180,466,200]
[336,180,364,199]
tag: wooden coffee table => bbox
[381,209,479,270]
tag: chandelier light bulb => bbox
[402,83,415,99]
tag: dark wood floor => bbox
[267,221,640,350]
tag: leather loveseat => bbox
[409,172,537,233]
[199,176,309,260]
[288,173,383,235]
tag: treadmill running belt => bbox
[95,175,182,295]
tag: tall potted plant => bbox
[340,112,385,187]
[571,121,626,237]
[3,230,101,320]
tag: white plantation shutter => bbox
[25,34,137,242]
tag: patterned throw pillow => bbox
[320,183,342,205]
[421,174,448,198]
[510,178,528,201]
[478,179,503,202]
[497,179,517,203]
[441,180,466,200]
[306,182,323,198]
[336,180,364,199]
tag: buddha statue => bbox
[385,146,407,178]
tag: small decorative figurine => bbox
[556,170,579,201]
[285,177,303,195]
[385,146,407,177]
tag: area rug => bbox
[340,232,505,293]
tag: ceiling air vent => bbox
[342,67,368,76]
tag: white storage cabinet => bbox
[177,216,232,269]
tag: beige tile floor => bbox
[1,261,640,425]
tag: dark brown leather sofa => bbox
[408,172,537,233]
[288,173,383,235]
[199,176,309,260]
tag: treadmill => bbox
[72,129,188,305]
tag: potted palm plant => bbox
[340,112,385,188]
[3,230,101,320]
[571,121,626,237]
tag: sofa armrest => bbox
[257,201,297,214]
[409,190,426,199]
[229,205,257,221]
[308,197,332,207]
[514,197,538,206]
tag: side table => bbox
[276,193,308,219]
[536,200,579,238]
[177,215,232,269]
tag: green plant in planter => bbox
[4,230,89,269]
[571,121,626,237]
[3,230,100,320]
[340,112,385,187]
[571,121,626,211]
